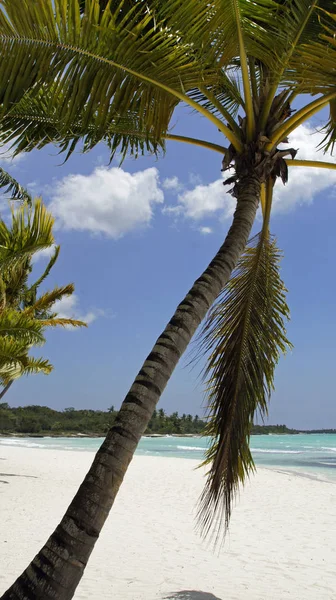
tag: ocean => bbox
[1,433,336,481]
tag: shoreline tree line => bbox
[0,403,334,437]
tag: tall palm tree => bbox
[0,200,86,398]
[1,1,336,598]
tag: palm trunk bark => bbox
[0,380,13,400]
[1,174,260,600]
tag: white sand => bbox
[0,447,335,600]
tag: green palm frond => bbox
[39,317,87,329]
[28,284,75,315]
[0,309,45,345]
[0,90,167,162]
[2,257,31,308]
[23,245,60,310]
[189,74,243,132]
[292,4,336,88]
[254,0,321,127]
[0,362,22,385]
[0,167,32,203]
[294,8,336,153]
[0,198,54,265]
[0,355,53,385]
[0,0,265,158]
[0,336,37,368]
[197,231,292,543]
[20,357,53,377]
[0,0,229,140]
[245,0,322,69]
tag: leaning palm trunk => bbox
[1,174,260,600]
[0,380,13,400]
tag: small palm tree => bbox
[1,1,336,598]
[0,200,86,399]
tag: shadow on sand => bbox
[164,592,223,600]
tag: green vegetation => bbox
[1,404,334,437]
[0,404,206,436]
[0,200,86,398]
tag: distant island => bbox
[0,403,335,437]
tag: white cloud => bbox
[49,166,164,238]
[199,226,213,235]
[169,178,236,221]
[53,295,102,327]
[162,176,182,191]
[189,173,203,186]
[272,124,336,214]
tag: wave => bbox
[0,439,84,451]
[322,447,336,452]
[176,445,205,451]
[0,439,46,448]
[251,448,303,454]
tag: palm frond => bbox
[0,0,267,158]
[0,361,23,384]
[185,77,242,130]
[228,0,255,138]
[0,167,32,203]
[293,8,336,153]
[285,6,336,116]
[21,357,53,376]
[0,352,52,385]
[23,245,60,310]
[196,231,292,544]
[0,309,45,345]
[0,198,54,265]
[0,90,168,162]
[28,284,75,315]
[28,245,60,300]
[2,256,31,308]
[0,336,36,368]
[256,0,321,128]
[0,0,234,148]
[39,317,87,328]
[0,356,53,384]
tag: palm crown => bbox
[0,0,336,540]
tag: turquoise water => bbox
[1,434,336,481]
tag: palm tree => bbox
[1,1,336,597]
[0,169,33,399]
[0,200,86,398]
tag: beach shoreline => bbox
[1,446,336,599]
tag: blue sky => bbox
[2,102,336,429]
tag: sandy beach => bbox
[0,446,335,600]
